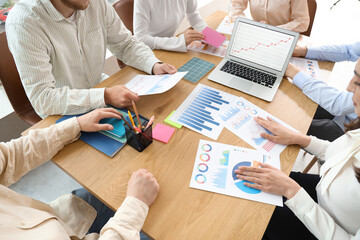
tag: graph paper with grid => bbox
[178,57,215,83]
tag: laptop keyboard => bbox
[220,61,277,88]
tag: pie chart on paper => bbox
[232,161,261,194]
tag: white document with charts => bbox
[170,84,296,155]
[190,140,283,206]
[218,96,297,156]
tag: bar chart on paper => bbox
[170,84,236,140]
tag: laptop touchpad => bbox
[229,77,253,91]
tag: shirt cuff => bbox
[144,57,162,75]
[115,196,149,231]
[285,187,316,217]
[90,88,107,109]
[303,136,323,155]
[292,71,310,89]
[56,117,81,145]
[179,34,188,52]
[305,46,318,59]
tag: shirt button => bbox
[20,222,25,226]
[26,80,30,85]
[87,74,91,78]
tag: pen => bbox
[128,110,137,132]
[132,100,142,131]
[145,115,155,129]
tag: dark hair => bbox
[345,118,360,183]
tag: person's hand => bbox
[285,63,300,79]
[235,163,301,199]
[77,108,122,132]
[184,28,204,46]
[254,116,310,148]
[127,169,160,207]
[292,45,308,57]
[152,62,177,75]
[104,85,139,108]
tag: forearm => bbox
[29,86,106,117]
[99,196,148,240]
[229,0,247,19]
[276,0,309,32]
[0,118,80,186]
[276,18,309,32]
[106,2,159,74]
[306,42,360,62]
[293,72,355,116]
[286,188,357,240]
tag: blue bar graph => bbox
[219,106,240,121]
[171,85,232,138]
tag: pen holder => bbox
[124,122,153,152]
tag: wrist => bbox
[297,133,311,148]
[303,46,308,57]
[104,88,110,105]
[284,180,301,199]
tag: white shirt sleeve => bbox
[133,0,188,52]
[303,136,330,161]
[104,0,160,74]
[186,0,208,32]
[286,188,360,240]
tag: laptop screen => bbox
[229,21,296,72]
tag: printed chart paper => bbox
[169,84,237,140]
[125,72,187,96]
[187,40,229,58]
[290,57,322,81]
[218,97,297,155]
[216,15,234,35]
[190,140,283,206]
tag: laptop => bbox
[208,17,299,101]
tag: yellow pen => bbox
[128,110,137,132]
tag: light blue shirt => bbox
[292,42,360,130]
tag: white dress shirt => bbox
[6,0,160,117]
[285,129,360,239]
[134,0,208,52]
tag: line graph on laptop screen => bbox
[229,22,295,71]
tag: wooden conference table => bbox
[26,11,333,240]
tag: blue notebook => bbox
[56,110,129,157]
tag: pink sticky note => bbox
[201,27,227,48]
[152,123,175,143]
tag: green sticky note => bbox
[164,111,182,129]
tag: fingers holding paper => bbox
[77,108,122,132]
[235,163,301,199]
[184,28,204,46]
[104,85,140,108]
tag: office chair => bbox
[0,32,41,125]
[301,0,317,37]
[113,0,134,69]
[302,156,318,173]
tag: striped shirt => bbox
[6,0,160,117]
